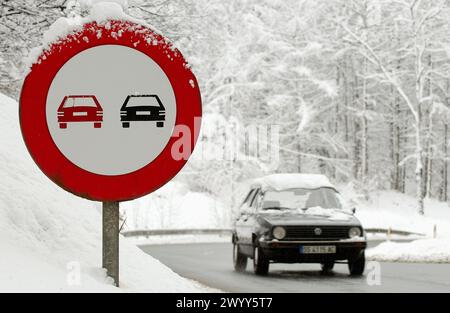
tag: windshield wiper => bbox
[263,207,291,211]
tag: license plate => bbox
[300,245,336,254]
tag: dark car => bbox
[57,95,103,129]
[120,95,165,128]
[232,174,366,276]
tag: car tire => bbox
[321,261,335,274]
[122,122,130,128]
[253,246,269,275]
[59,123,67,129]
[156,121,164,128]
[348,252,365,276]
[233,242,247,272]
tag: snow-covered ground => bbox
[0,92,208,292]
[121,181,230,246]
[348,188,450,238]
[122,181,229,231]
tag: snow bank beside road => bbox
[367,239,450,263]
[0,92,204,292]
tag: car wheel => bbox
[59,123,67,129]
[122,122,130,128]
[156,121,164,128]
[253,246,269,275]
[94,122,101,128]
[321,261,335,274]
[233,242,247,272]
[348,252,365,276]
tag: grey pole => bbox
[102,201,120,287]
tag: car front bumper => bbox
[258,238,367,263]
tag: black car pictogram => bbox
[120,95,165,128]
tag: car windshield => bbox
[63,97,97,108]
[126,96,160,107]
[261,187,343,211]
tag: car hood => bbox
[258,211,361,226]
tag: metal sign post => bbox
[102,201,120,287]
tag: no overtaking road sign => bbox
[20,20,202,202]
[19,20,202,287]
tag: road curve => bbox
[140,242,450,293]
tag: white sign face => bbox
[46,45,177,176]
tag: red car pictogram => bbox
[57,95,103,129]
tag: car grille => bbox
[284,226,350,240]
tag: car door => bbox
[235,188,257,245]
[247,189,263,240]
[237,188,263,248]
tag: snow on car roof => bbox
[251,173,336,191]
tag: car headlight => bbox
[349,227,362,238]
[273,226,286,240]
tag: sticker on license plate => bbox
[300,245,336,254]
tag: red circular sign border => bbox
[20,21,202,202]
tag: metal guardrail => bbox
[122,228,426,238]
[122,229,233,238]
[364,228,425,237]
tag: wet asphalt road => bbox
[140,242,450,292]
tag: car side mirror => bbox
[352,207,356,214]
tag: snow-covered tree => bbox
[2,0,450,215]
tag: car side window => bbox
[250,189,262,212]
[239,189,257,215]
[241,189,256,207]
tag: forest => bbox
[2,0,450,214]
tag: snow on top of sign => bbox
[251,173,336,191]
[25,1,165,71]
